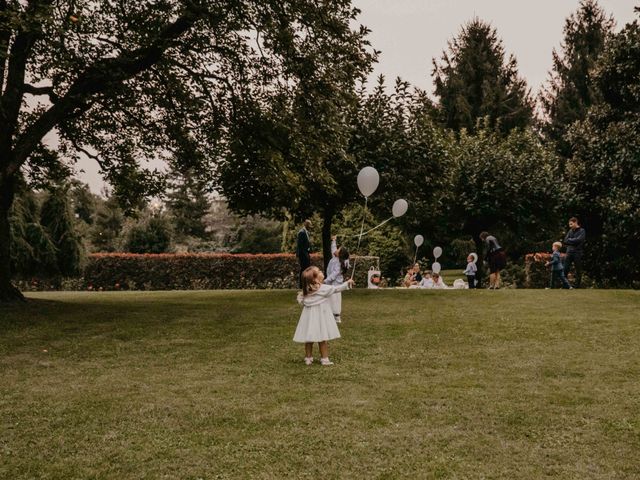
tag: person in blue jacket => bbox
[546,241,572,289]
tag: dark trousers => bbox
[563,252,583,288]
[298,256,311,288]
[550,270,571,289]
[466,275,476,289]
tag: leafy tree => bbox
[40,185,84,276]
[232,217,282,254]
[69,180,99,226]
[123,214,172,254]
[433,18,534,135]
[216,18,374,270]
[540,0,614,157]
[0,0,375,301]
[566,13,640,286]
[166,168,211,241]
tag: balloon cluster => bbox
[351,167,408,280]
[412,234,444,274]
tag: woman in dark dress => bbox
[479,231,506,289]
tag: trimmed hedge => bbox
[82,253,380,291]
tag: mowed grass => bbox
[1,290,640,479]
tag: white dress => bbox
[293,282,350,343]
[324,240,345,316]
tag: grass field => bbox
[2,289,640,479]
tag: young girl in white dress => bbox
[294,266,354,366]
[324,236,350,323]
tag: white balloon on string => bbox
[432,262,441,274]
[414,235,424,247]
[357,167,380,198]
[433,246,443,260]
[470,253,478,264]
[392,199,408,218]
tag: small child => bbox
[464,254,477,289]
[545,241,572,289]
[294,266,354,365]
[432,272,447,289]
[419,272,434,289]
[324,236,350,323]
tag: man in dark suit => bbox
[296,220,312,287]
[562,217,586,288]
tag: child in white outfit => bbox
[324,236,350,323]
[294,266,353,365]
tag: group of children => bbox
[402,264,448,289]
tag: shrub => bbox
[83,253,379,291]
[123,215,172,254]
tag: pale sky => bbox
[76,0,638,193]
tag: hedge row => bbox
[80,253,380,291]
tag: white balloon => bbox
[414,234,424,247]
[392,199,408,218]
[357,166,380,197]
[432,261,441,274]
[470,253,478,264]
[433,246,443,259]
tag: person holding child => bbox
[546,241,572,289]
[324,236,350,323]
[294,266,354,366]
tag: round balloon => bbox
[470,252,478,264]
[357,166,380,197]
[432,261,441,274]
[414,234,424,247]
[392,199,408,218]
[433,246,443,259]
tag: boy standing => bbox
[546,241,572,289]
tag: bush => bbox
[83,253,380,291]
[123,215,172,253]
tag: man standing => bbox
[562,217,586,288]
[296,219,312,287]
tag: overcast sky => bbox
[76,0,638,193]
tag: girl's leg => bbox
[319,341,329,359]
[489,273,496,288]
[305,342,313,358]
[495,271,501,288]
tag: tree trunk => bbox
[321,207,334,274]
[0,174,24,302]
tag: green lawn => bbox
[1,289,640,479]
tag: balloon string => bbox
[337,216,393,239]
[413,245,419,266]
[350,196,368,281]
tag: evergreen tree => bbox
[40,186,85,276]
[566,12,640,286]
[540,0,614,156]
[433,18,534,135]
[166,169,211,240]
[90,197,124,253]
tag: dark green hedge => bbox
[82,253,379,291]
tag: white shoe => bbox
[320,358,334,366]
[304,357,313,366]
[334,316,341,324]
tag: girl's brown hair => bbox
[301,266,322,296]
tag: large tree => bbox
[566,11,640,286]
[540,0,614,157]
[433,18,534,135]
[0,0,373,301]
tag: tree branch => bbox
[23,83,59,102]
[7,4,206,176]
